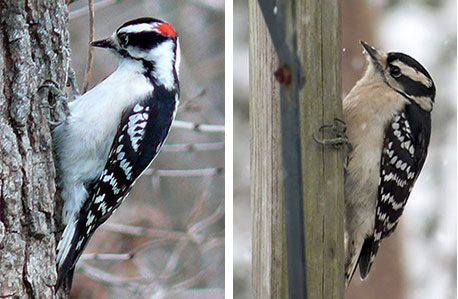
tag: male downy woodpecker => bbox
[53,17,180,287]
[344,41,435,287]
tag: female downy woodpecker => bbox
[53,17,180,287]
[344,41,435,287]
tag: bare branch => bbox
[80,252,132,261]
[78,264,154,287]
[69,0,118,20]
[187,204,224,241]
[172,120,225,133]
[80,238,176,262]
[186,176,212,226]
[200,237,225,252]
[101,223,188,239]
[143,167,224,177]
[170,261,219,291]
[184,0,224,11]
[178,89,206,113]
[162,141,224,152]
[160,239,188,279]
[82,0,95,93]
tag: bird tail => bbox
[357,236,379,279]
[345,236,380,288]
[344,246,360,288]
[56,205,94,288]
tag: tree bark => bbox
[0,1,70,297]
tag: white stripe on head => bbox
[175,38,181,77]
[412,96,433,112]
[391,60,433,88]
[118,23,156,34]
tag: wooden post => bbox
[249,2,287,297]
[249,0,344,298]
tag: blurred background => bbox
[234,0,456,298]
[67,1,224,298]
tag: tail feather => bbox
[56,217,77,269]
[358,237,380,279]
[56,207,94,288]
[345,236,380,288]
[344,246,360,288]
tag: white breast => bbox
[343,75,408,238]
[54,59,154,224]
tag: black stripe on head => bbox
[387,52,436,100]
[395,72,435,99]
[116,17,175,51]
[126,32,169,50]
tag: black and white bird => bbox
[344,41,434,287]
[53,17,180,287]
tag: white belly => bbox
[54,59,154,224]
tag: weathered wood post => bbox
[249,0,344,297]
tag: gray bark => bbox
[0,0,70,298]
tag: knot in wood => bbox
[274,64,292,85]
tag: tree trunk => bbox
[0,1,70,297]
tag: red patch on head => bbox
[156,22,177,38]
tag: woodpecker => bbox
[343,41,434,287]
[53,17,180,287]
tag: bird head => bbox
[91,17,180,90]
[360,41,435,111]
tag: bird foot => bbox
[67,67,80,97]
[313,118,353,151]
[39,80,70,126]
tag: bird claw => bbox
[313,118,353,151]
[39,80,69,126]
[67,67,80,97]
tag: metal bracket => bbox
[257,1,307,298]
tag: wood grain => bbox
[250,0,344,298]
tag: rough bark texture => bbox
[0,1,70,298]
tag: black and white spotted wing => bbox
[57,90,178,285]
[358,103,431,278]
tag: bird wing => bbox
[358,104,430,278]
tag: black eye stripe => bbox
[387,52,432,81]
[395,75,435,98]
[120,32,168,49]
[386,52,435,99]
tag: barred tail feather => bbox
[56,216,78,287]
[57,217,76,263]
[358,237,374,279]
[56,210,93,288]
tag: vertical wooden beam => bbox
[249,2,288,298]
[298,0,344,297]
[250,0,343,297]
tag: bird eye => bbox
[118,34,128,47]
[390,66,402,78]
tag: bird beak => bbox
[360,40,387,71]
[90,37,116,49]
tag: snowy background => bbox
[234,0,457,298]
[380,1,457,299]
